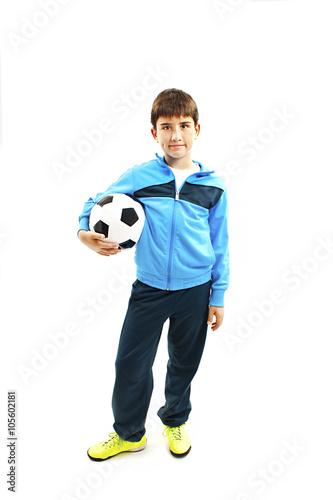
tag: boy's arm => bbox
[208,186,230,311]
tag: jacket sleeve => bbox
[208,186,230,307]
[77,167,134,235]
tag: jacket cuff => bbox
[209,288,225,308]
[77,217,90,237]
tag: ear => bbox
[151,127,158,141]
[194,123,200,139]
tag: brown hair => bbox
[151,88,199,129]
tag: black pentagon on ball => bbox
[93,220,108,238]
[119,239,136,249]
[121,208,139,227]
[97,195,114,207]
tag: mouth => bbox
[169,145,185,149]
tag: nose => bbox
[171,127,182,142]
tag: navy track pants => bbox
[112,279,211,442]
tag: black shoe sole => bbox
[170,446,191,458]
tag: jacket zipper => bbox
[165,172,200,290]
[166,189,179,290]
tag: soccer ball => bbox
[89,193,145,250]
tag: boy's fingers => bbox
[96,238,120,248]
[92,232,105,239]
[91,232,119,248]
[207,309,214,325]
[94,233,114,243]
[101,246,121,254]
[101,242,119,248]
[98,248,120,255]
[214,318,221,329]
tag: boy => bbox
[78,88,230,459]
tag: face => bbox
[151,115,200,162]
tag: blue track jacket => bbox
[78,154,230,307]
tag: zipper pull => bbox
[175,190,179,201]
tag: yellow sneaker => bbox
[163,424,191,457]
[87,432,147,461]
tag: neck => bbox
[164,153,193,170]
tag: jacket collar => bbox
[155,153,214,175]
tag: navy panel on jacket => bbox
[134,180,175,199]
[134,179,223,210]
[179,182,223,209]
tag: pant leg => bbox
[157,280,211,427]
[112,280,173,442]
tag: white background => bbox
[0,1,332,499]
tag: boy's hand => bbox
[207,306,224,331]
[78,230,121,256]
